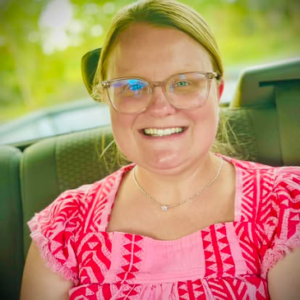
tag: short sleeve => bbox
[261,166,300,277]
[28,188,84,285]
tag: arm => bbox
[268,247,300,300]
[20,242,73,300]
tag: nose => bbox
[146,85,177,116]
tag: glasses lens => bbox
[167,73,209,109]
[109,79,151,113]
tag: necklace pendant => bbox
[161,205,168,211]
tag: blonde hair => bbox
[92,0,223,101]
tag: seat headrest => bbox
[81,48,102,95]
[230,57,300,107]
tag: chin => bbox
[139,147,213,174]
[137,153,194,175]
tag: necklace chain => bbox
[132,157,223,211]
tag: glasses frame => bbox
[101,71,220,114]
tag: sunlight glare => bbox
[85,3,100,15]
[39,0,72,30]
[91,25,104,37]
[39,0,73,54]
[103,2,115,15]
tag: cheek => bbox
[191,97,219,142]
[206,88,220,126]
[110,108,136,154]
[110,108,126,139]
[196,93,219,124]
[208,103,220,136]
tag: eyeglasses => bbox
[101,71,220,114]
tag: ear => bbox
[217,80,225,103]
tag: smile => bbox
[142,127,184,137]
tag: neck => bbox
[132,152,222,206]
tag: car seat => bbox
[0,146,24,300]
[16,55,300,300]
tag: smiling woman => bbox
[102,23,222,173]
[20,1,300,300]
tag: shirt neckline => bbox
[102,154,243,243]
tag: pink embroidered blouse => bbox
[28,156,300,299]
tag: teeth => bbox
[143,127,184,137]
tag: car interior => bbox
[0,53,299,300]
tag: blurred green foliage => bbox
[0,0,299,123]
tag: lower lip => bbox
[139,128,188,140]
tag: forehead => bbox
[107,23,213,80]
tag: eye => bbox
[174,80,191,87]
[172,80,194,91]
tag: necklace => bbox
[132,157,223,211]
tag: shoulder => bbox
[270,165,300,234]
[273,166,300,197]
[30,164,134,232]
[225,155,300,221]
[229,156,275,173]
[226,157,300,278]
[235,157,300,203]
[229,155,300,187]
[27,164,134,284]
[260,165,300,278]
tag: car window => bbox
[1,0,299,146]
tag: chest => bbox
[107,187,235,240]
[107,161,236,240]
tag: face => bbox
[105,23,222,175]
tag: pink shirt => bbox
[28,155,300,299]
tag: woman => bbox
[21,0,300,299]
